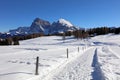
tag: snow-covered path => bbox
[49,47,96,80]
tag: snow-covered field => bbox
[0,34,120,80]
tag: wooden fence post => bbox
[78,47,79,52]
[67,48,69,58]
[35,56,39,75]
[82,47,84,51]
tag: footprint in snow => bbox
[27,62,31,65]
[12,60,18,63]
[19,61,25,64]
[38,63,50,67]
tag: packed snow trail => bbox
[47,47,97,80]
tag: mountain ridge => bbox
[9,18,77,35]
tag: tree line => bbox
[0,33,44,45]
[73,27,120,39]
[0,27,120,45]
[88,27,120,35]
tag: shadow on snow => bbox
[91,48,105,80]
[0,72,33,76]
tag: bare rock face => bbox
[29,18,51,34]
[31,18,51,28]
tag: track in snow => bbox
[91,49,105,80]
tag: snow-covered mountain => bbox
[49,18,77,34]
[58,18,73,27]
[9,18,77,35]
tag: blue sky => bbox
[0,0,120,32]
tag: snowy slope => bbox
[0,34,120,80]
[50,19,77,34]
[0,36,88,80]
[58,18,73,27]
[90,34,120,80]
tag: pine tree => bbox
[13,36,19,45]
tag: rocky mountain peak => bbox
[32,18,51,27]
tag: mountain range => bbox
[9,18,78,35]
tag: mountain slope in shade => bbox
[9,18,51,35]
[29,18,51,34]
[9,27,30,35]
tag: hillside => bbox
[0,34,120,80]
